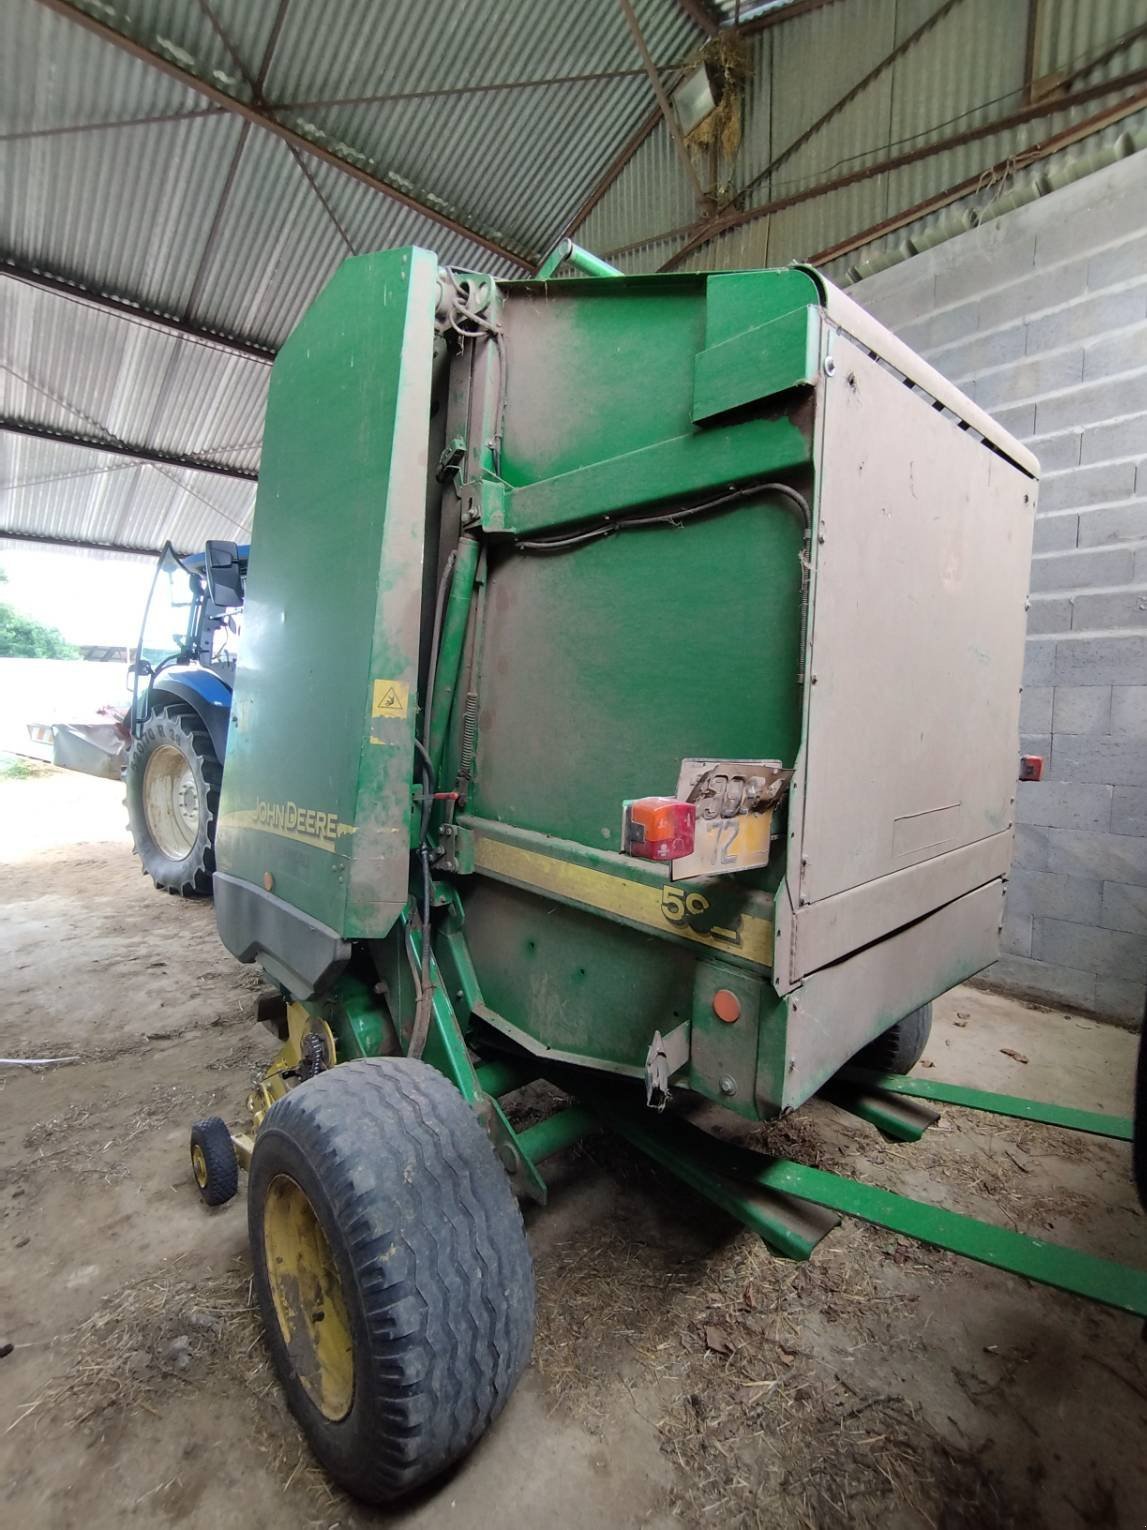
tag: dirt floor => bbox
[2,763,1146,1530]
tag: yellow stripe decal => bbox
[473,836,773,965]
[217,808,355,856]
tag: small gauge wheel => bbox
[190,1116,240,1207]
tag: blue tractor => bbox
[125,540,246,895]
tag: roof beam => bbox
[735,0,964,206]
[275,66,653,113]
[618,0,707,208]
[0,526,186,559]
[656,63,1147,269]
[0,418,259,482]
[564,102,664,238]
[676,0,721,37]
[34,0,532,270]
[0,105,221,144]
[2,258,276,363]
[809,81,1147,266]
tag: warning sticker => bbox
[371,679,410,719]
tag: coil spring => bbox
[457,691,479,798]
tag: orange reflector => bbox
[712,989,741,1024]
[622,796,696,862]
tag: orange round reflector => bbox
[712,989,741,1024]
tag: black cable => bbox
[513,480,809,553]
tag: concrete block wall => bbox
[851,150,1147,1025]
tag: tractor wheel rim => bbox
[142,744,200,860]
[191,1143,208,1188]
[263,1175,355,1421]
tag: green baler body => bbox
[216,247,1036,1122]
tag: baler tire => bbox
[190,1117,239,1207]
[248,1058,535,1504]
[852,1002,933,1075]
[125,706,220,897]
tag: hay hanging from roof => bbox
[684,33,751,163]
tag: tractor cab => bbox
[130,540,247,725]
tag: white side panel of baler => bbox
[790,329,1035,977]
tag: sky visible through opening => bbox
[1,542,156,648]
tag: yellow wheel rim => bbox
[191,1143,208,1188]
[263,1175,355,1421]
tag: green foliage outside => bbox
[0,754,43,781]
[0,569,78,659]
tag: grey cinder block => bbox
[982,350,1085,412]
[1072,589,1147,632]
[910,301,978,354]
[1093,976,1146,1024]
[1028,544,1134,592]
[1006,868,1102,926]
[1016,781,1112,831]
[987,952,1095,1008]
[1002,910,1033,957]
[1033,917,1147,981]
[1023,639,1056,685]
[932,325,1027,383]
[1112,787,1147,837]
[1054,634,1147,685]
[1027,431,1080,473]
[1039,370,1147,437]
[1051,684,1111,734]
[1051,734,1147,786]
[1101,881,1147,936]
[1037,461,1136,513]
[979,261,1087,334]
[1111,686,1147,735]
[1077,501,1147,549]
[1083,325,1147,381]
[1019,685,1052,733]
[1032,513,1077,554]
[1036,182,1147,263]
[933,234,1036,306]
[1026,597,1072,634]
[1025,287,1147,358]
[1013,824,1052,871]
[1080,415,1147,466]
[1047,828,1147,886]
[1087,233,1147,291]
[992,402,1036,439]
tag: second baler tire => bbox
[248,1057,535,1504]
[852,1002,933,1074]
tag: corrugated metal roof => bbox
[1,0,698,554]
[0,434,256,552]
[578,0,1147,273]
[3,0,1146,558]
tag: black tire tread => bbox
[190,1116,239,1206]
[854,1002,933,1074]
[125,705,221,896]
[248,1058,534,1504]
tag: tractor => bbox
[125,539,246,894]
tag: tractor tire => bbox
[852,1002,933,1074]
[190,1116,239,1207]
[125,706,220,896]
[248,1058,535,1504]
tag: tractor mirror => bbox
[204,540,244,608]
